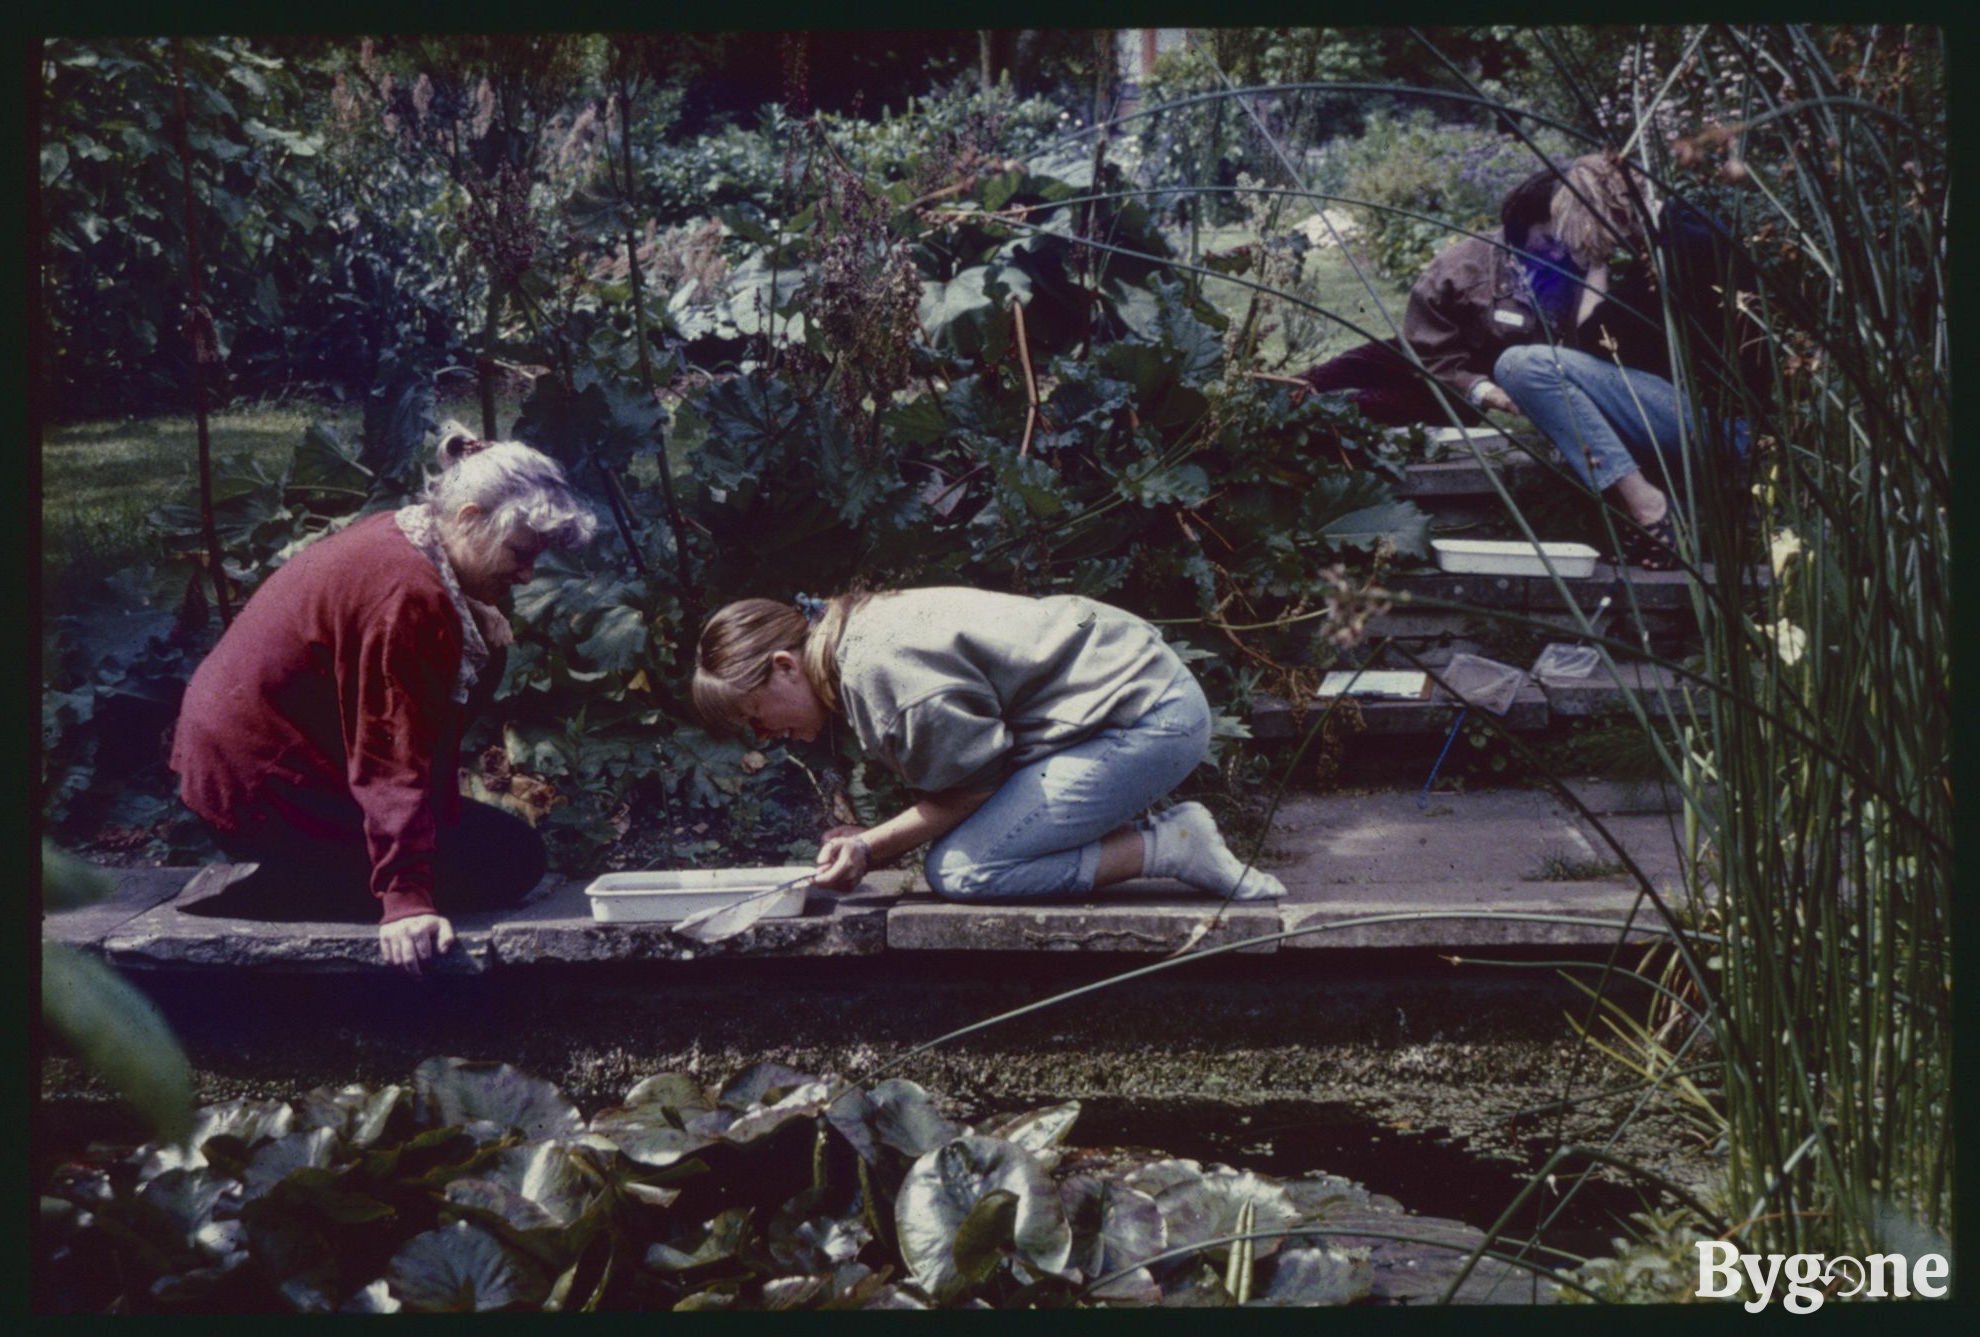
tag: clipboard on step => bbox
[1316,669,1433,701]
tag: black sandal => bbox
[1620,510,1682,572]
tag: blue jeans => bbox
[1494,344,1748,495]
[925,670,1210,900]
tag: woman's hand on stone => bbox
[380,913,456,976]
[814,832,872,890]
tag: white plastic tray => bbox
[585,865,814,924]
[1432,538,1599,579]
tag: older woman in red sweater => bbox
[170,422,597,973]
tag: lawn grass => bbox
[1184,219,1407,373]
[39,393,507,608]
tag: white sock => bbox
[1143,802,1286,900]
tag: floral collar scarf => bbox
[394,505,489,703]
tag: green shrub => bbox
[1330,110,1574,280]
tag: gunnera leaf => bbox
[412,1058,583,1142]
[895,1136,1072,1296]
[386,1220,549,1312]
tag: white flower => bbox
[1769,528,1804,578]
[1764,619,1808,665]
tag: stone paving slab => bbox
[1279,882,1667,949]
[72,787,1707,970]
[1268,789,1670,888]
[887,884,1281,954]
[487,874,900,964]
[1539,662,1698,717]
[43,866,198,951]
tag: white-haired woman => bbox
[692,588,1285,904]
[171,422,598,973]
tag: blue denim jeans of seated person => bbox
[924,670,1211,900]
[1493,344,1749,496]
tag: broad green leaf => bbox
[39,943,191,1144]
[289,424,372,500]
[412,1058,583,1142]
[387,1220,549,1312]
[41,841,114,910]
[1311,501,1431,559]
[574,604,648,673]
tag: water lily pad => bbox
[861,1079,959,1158]
[340,1280,402,1313]
[297,1083,407,1148]
[1252,1244,1374,1306]
[1120,1157,1204,1199]
[769,1186,871,1274]
[242,1127,341,1198]
[412,1059,582,1142]
[983,1100,1080,1168]
[136,1167,234,1241]
[721,1079,833,1144]
[445,1178,560,1233]
[478,1140,602,1226]
[716,1061,818,1111]
[1154,1168,1300,1265]
[896,1135,1072,1296]
[644,1207,752,1274]
[1060,1173,1166,1294]
[387,1220,548,1312]
[762,1273,832,1310]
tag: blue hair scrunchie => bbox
[794,592,827,624]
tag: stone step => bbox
[1392,430,1548,501]
[46,791,1699,973]
[1251,661,1697,741]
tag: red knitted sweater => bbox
[170,512,471,922]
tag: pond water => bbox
[1071,1096,1653,1267]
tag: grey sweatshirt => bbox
[833,588,1186,794]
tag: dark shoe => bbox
[1620,510,1682,572]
